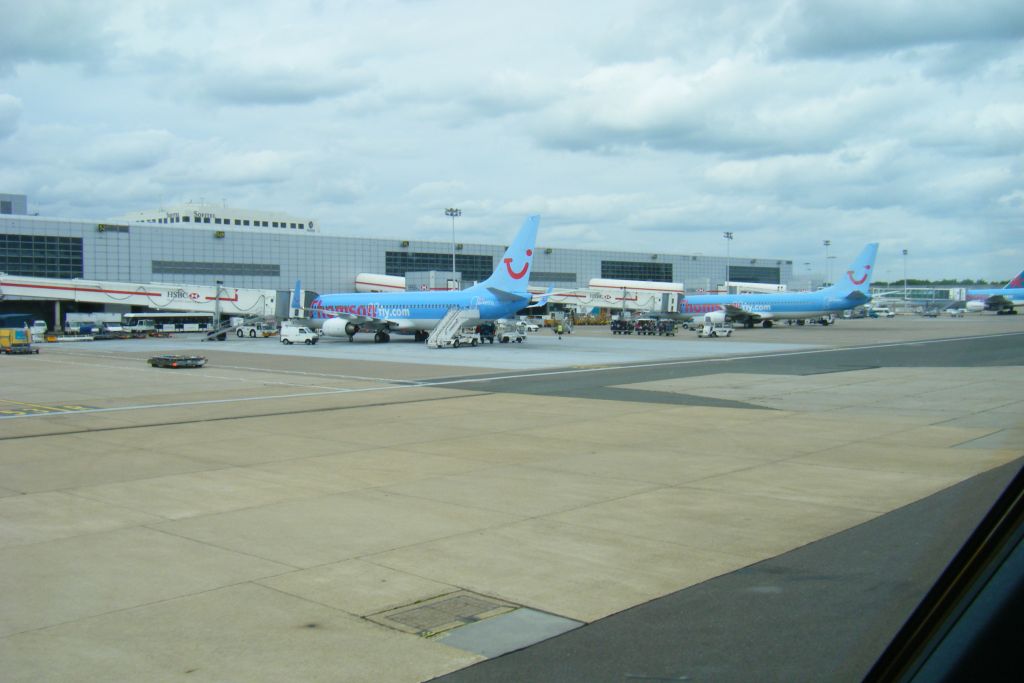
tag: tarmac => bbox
[1,315,1022,682]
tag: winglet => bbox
[527,286,553,308]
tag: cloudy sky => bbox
[1,0,1022,281]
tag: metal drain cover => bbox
[368,591,516,637]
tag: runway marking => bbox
[34,350,430,387]
[0,399,93,417]
[2,331,1020,420]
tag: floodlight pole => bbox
[903,249,908,302]
[723,232,733,293]
[823,240,831,285]
[445,207,461,289]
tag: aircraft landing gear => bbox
[374,331,391,343]
[762,320,773,328]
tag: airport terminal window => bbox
[151,260,281,277]
[601,260,673,282]
[1,200,12,214]
[0,234,83,278]
[386,251,493,282]
[532,271,578,283]
[729,265,781,284]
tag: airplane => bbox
[676,242,879,328]
[303,215,541,342]
[965,269,1024,314]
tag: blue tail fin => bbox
[291,279,303,316]
[1004,269,1024,289]
[478,215,540,292]
[830,243,878,296]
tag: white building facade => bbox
[1,194,795,302]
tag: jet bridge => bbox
[0,273,284,318]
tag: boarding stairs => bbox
[203,315,269,341]
[427,306,480,348]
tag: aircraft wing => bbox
[307,307,397,332]
[723,303,760,323]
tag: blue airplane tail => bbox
[476,215,540,293]
[1004,269,1024,289]
[290,279,303,316]
[827,242,878,297]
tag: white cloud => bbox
[0,0,117,75]
[774,0,1024,59]
[79,129,174,172]
[0,0,1022,279]
[0,93,21,138]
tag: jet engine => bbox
[965,300,986,312]
[701,310,727,324]
[322,318,359,337]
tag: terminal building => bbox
[1,192,795,322]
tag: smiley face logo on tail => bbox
[504,249,532,280]
[848,264,871,286]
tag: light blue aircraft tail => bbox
[290,279,303,317]
[826,242,878,297]
[1003,269,1024,289]
[475,215,540,293]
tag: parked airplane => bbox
[304,215,541,342]
[965,270,1024,314]
[676,242,879,327]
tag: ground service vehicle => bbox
[476,322,497,343]
[123,312,216,333]
[610,319,633,334]
[280,326,319,345]
[0,327,39,354]
[496,320,527,343]
[432,326,481,348]
[235,321,277,338]
[633,319,658,335]
[148,355,207,368]
[697,320,734,337]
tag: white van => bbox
[871,306,896,318]
[280,326,318,345]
